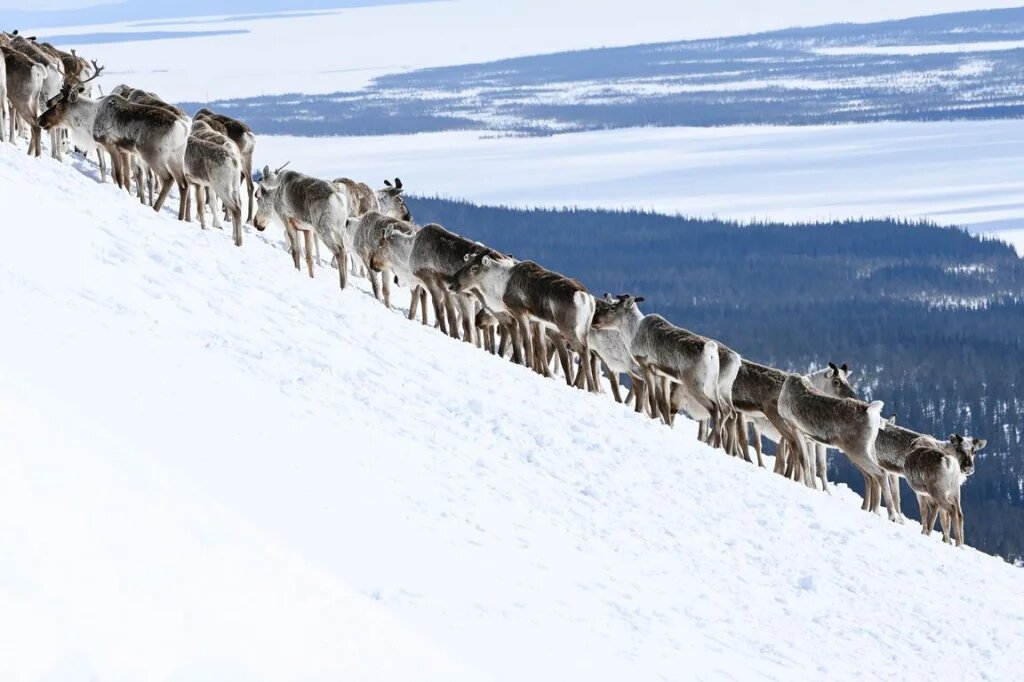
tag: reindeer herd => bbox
[1,35,987,548]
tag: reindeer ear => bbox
[481,255,492,265]
[887,415,897,425]
[634,296,646,303]
[395,177,403,190]
[840,363,849,372]
[384,179,393,187]
[950,434,963,444]
[828,362,838,374]
[262,165,271,178]
[973,438,987,451]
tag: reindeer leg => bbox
[303,231,316,278]
[939,508,952,544]
[408,287,420,321]
[815,444,830,493]
[444,293,460,340]
[97,147,107,183]
[607,366,623,403]
[750,421,765,468]
[195,185,207,230]
[419,288,429,326]
[382,268,392,308]
[531,323,550,377]
[734,416,752,463]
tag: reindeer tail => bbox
[867,400,886,431]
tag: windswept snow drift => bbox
[1,143,1022,680]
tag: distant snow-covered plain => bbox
[33,0,1024,101]
[257,119,1024,254]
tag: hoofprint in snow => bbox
[2,141,1022,681]
[257,119,1024,255]
[33,0,1024,101]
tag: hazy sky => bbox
[2,0,1023,18]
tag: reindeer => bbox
[777,374,893,516]
[767,363,858,486]
[450,254,599,390]
[591,295,728,438]
[3,31,64,158]
[253,164,350,288]
[39,65,189,218]
[369,223,499,343]
[333,177,414,299]
[590,297,646,405]
[734,361,860,476]
[34,61,108,179]
[2,43,46,154]
[194,108,256,223]
[904,434,985,546]
[344,211,417,307]
[185,119,244,245]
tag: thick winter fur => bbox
[778,375,892,514]
[591,295,722,426]
[3,33,63,158]
[196,108,256,222]
[372,223,499,342]
[2,46,46,154]
[185,120,244,245]
[449,255,597,389]
[903,434,985,546]
[590,298,642,404]
[92,94,189,216]
[345,211,417,307]
[254,166,350,288]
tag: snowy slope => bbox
[1,143,1023,680]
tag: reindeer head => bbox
[948,433,986,476]
[819,361,858,400]
[448,250,512,294]
[38,59,103,130]
[377,178,411,222]
[253,162,289,231]
[591,294,645,329]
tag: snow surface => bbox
[33,0,1024,101]
[257,119,1024,253]
[2,139,1023,681]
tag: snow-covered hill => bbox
[1,143,1022,681]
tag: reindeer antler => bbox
[75,59,104,86]
[274,161,291,174]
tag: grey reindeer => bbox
[590,296,646,406]
[36,60,108,181]
[185,118,244,246]
[370,223,501,345]
[449,254,599,391]
[335,177,417,308]
[2,41,47,154]
[777,374,893,517]
[591,295,728,442]
[38,67,190,220]
[736,362,859,478]
[3,32,64,159]
[110,84,189,205]
[253,164,350,289]
[344,211,418,308]
[195,108,257,224]
[904,434,985,546]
